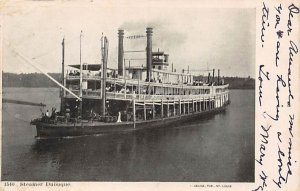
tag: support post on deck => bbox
[208,99,210,110]
[183,100,186,114]
[124,78,127,99]
[221,95,223,106]
[187,101,190,114]
[173,101,176,116]
[200,99,202,111]
[167,101,170,117]
[152,102,155,119]
[114,78,116,98]
[126,104,128,121]
[206,98,209,111]
[220,95,222,107]
[179,99,181,116]
[199,99,201,112]
[192,99,195,113]
[133,99,136,128]
[221,95,223,107]
[144,102,147,121]
[214,96,216,109]
[138,71,141,100]
[161,99,164,119]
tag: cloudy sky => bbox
[2,1,255,77]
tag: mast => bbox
[61,37,65,113]
[79,30,83,118]
[100,34,109,116]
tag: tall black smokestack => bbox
[208,72,210,84]
[146,27,153,81]
[118,29,124,76]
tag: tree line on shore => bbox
[2,72,255,89]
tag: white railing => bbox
[66,74,229,90]
[65,88,229,101]
[106,91,229,101]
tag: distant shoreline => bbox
[2,72,255,89]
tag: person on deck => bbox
[65,107,70,123]
[51,108,57,120]
[89,109,96,123]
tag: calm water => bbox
[2,88,254,182]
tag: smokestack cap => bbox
[146,27,153,34]
[118,29,124,35]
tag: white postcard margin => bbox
[0,0,299,191]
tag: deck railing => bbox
[65,89,229,101]
[66,74,229,90]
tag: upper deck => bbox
[62,28,229,102]
[64,71,229,102]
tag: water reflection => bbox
[28,112,228,181]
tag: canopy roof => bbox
[68,64,102,71]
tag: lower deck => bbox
[62,91,229,122]
[35,101,230,138]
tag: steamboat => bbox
[31,28,230,138]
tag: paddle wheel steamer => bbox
[31,28,230,138]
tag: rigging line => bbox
[5,41,82,101]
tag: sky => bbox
[2,1,256,77]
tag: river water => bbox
[2,88,254,182]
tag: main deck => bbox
[35,101,229,138]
